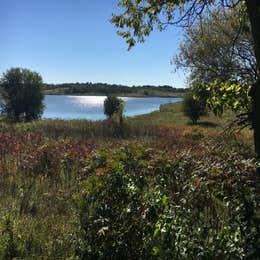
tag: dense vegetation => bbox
[44,82,186,97]
[1,0,259,258]
[0,103,258,259]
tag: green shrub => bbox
[104,96,123,119]
[77,143,259,259]
[183,92,207,124]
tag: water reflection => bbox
[43,95,182,120]
[67,96,106,108]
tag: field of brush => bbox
[0,102,259,259]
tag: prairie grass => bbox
[0,102,258,259]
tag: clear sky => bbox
[0,0,186,87]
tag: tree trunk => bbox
[245,0,260,170]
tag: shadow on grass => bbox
[187,121,218,128]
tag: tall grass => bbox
[0,106,257,258]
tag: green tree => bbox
[0,68,44,121]
[173,8,254,116]
[104,95,123,118]
[175,8,256,83]
[112,0,260,160]
[183,92,207,124]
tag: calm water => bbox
[43,95,182,120]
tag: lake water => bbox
[43,95,182,120]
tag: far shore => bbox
[44,92,184,98]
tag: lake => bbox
[43,95,182,120]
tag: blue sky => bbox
[0,0,186,87]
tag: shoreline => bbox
[40,101,183,122]
[44,93,184,98]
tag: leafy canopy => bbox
[111,0,243,50]
[173,6,254,115]
[174,8,255,84]
[112,1,251,114]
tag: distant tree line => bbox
[44,82,186,95]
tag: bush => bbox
[104,96,126,137]
[103,96,123,119]
[0,68,44,121]
[77,142,259,259]
[183,92,207,124]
